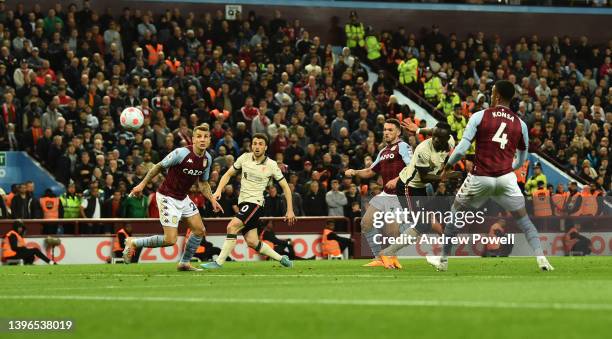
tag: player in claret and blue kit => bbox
[123,125,224,271]
[428,80,554,272]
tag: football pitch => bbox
[1,257,611,339]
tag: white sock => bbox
[258,242,283,261]
[216,235,237,265]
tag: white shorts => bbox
[156,192,199,227]
[369,192,403,213]
[454,172,525,219]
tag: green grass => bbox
[1,257,612,339]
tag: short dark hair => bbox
[435,122,452,132]
[494,80,515,102]
[385,118,401,130]
[252,133,269,146]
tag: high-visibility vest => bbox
[580,191,598,216]
[185,229,205,254]
[210,108,230,121]
[532,188,552,217]
[5,192,14,208]
[568,193,582,216]
[461,101,475,117]
[551,192,569,216]
[345,23,365,48]
[165,59,181,74]
[145,44,163,66]
[206,87,216,104]
[321,229,341,256]
[563,227,578,253]
[39,197,60,219]
[60,194,81,218]
[365,35,381,60]
[112,228,129,252]
[2,230,25,258]
[398,58,418,85]
[424,77,442,101]
[486,223,504,251]
[514,160,529,184]
[438,93,461,116]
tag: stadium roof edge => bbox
[139,0,612,16]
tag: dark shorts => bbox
[396,179,428,211]
[236,202,264,235]
[396,179,434,234]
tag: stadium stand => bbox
[0,1,609,237]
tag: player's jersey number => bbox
[241,205,250,212]
[492,122,508,150]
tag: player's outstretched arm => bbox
[213,166,236,200]
[345,167,375,179]
[279,179,296,226]
[400,120,434,136]
[130,163,163,196]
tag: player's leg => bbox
[361,202,385,267]
[245,228,293,267]
[433,174,493,271]
[177,214,206,271]
[201,217,244,268]
[380,183,424,268]
[493,173,553,271]
[176,196,206,270]
[124,193,180,263]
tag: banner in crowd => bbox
[20,233,349,265]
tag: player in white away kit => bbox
[202,134,297,269]
[378,122,461,268]
[428,80,554,272]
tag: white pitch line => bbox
[2,295,611,311]
[0,272,516,279]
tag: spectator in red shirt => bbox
[240,96,260,125]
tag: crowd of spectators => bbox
[0,2,609,232]
[367,21,611,191]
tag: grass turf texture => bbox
[1,257,611,339]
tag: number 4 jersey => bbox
[465,105,527,177]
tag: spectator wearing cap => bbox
[27,47,43,69]
[525,162,548,195]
